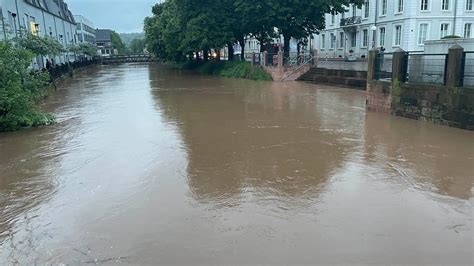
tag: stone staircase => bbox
[297,67,367,89]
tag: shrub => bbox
[0,41,55,132]
[441,35,462,40]
[168,59,272,81]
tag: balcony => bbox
[340,16,362,27]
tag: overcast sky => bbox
[67,0,162,33]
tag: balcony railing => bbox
[340,16,362,27]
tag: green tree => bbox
[129,38,146,54]
[144,0,363,62]
[111,31,127,55]
[17,34,64,56]
[68,43,97,57]
[0,41,54,131]
[271,0,363,59]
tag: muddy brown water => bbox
[0,64,473,264]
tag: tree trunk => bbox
[283,35,290,65]
[239,36,245,61]
[203,49,209,61]
[215,49,221,60]
[227,42,234,61]
[256,37,265,52]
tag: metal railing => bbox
[281,55,315,81]
[462,51,474,87]
[374,52,394,80]
[340,16,362,27]
[406,53,448,85]
[48,59,98,80]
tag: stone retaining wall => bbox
[366,81,391,113]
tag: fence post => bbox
[262,51,267,67]
[446,44,464,87]
[251,52,255,66]
[392,48,407,83]
[367,48,379,81]
[312,49,318,66]
[278,51,283,72]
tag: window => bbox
[8,11,14,32]
[331,14,335,24]
[467,0,473,10]
[418,23,428,44]
[330,33,335,48]
[364,1,370,18]
[351,32,357,47]
[442,0,449,10]
[379,27,386,46]
[398,0,404,12]
[440,23,449,38]
[362,29,369,47]
[394,25,402,46]
[352,5,357,17]
[464,23,472,38]
[421,0,429,10]
[339,32,345,48]
[381,0,387,15]
[321,34,326,49]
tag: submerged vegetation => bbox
[178,60,272,81]
[0,41,55,131]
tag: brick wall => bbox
[391,83,474,130]
[366,80,392,113]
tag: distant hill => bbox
[119,33,145,46]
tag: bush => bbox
[0,41,55,132]
[441,35,462,40]
[174,60,272,81]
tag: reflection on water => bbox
[0,64,472,264]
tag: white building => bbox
[314,0,474,59]
[74,15,95,44]
[0,0,77,66]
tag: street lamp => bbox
[371,25,377,48]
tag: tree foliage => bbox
[16,34,65,56]
[129,38,146,54]
[0,41,54,131]
[111,31,127,55]
[68,43,97,56]
[144,0,363,61]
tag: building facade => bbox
[314,0,474,59]
[74,15,95,44]
[95,29,116,57]
[0,0,77,65]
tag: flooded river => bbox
[0,64,473,264]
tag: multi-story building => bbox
[96,29,116,57]
[0,0,77,65]
[74,15,95,44]
[314,0,474,59]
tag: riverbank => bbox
[0,41,99,132]
[172,60,272,81]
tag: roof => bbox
[25,0,76,24]
[74,15,94,28]
[96,29,112,42]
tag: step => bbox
[298,74,366,89]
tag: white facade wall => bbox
[74,15,95,44]
[314,0,474,59]
[0,0,77,65]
